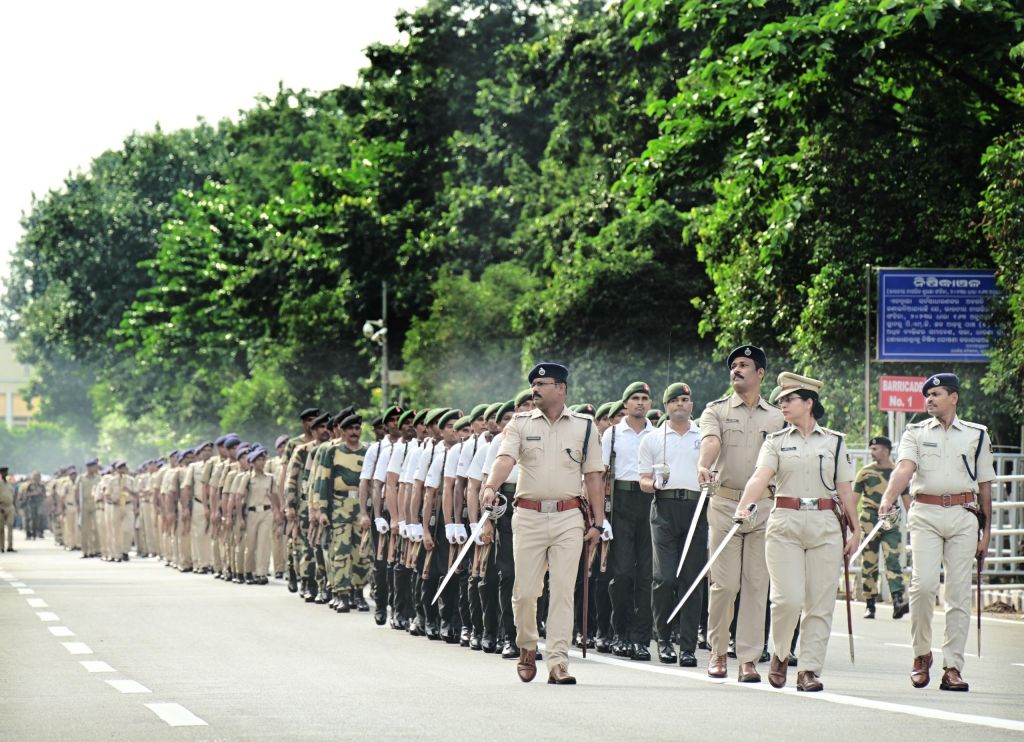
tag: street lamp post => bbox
[363,280,389,407]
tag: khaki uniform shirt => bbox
[497,406,603,501]
[243,471,277,509]
[61,477,78,509]
[699,392,785,493]
[0,480,13,506]
[106,474,135,507]
[757,425,854,498]
[897,416,995,497]
[77,474,100,510]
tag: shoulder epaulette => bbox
[709,396,730,406]
[766,428,790,439]
[820,427,845,438]
[961,420,988,432]
[906,420,928,429]
[513,411,531,418]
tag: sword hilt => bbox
[484,494,508,520]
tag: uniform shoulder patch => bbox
[906,421,927,429]
[820,426,844,438]
[709,396,729,407]
[765,428,789,439]
[513,411,532,418]
[960,420,988,432]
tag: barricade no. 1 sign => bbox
[878,376,928,412]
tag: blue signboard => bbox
[877,269,999,362]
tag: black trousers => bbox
[480,509,515,642]
[609,491,654,644]
[478,544,499,639]
[650,495,707,651]
[370,522,390,617]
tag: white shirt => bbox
[601,418,655,481]
[456,434,481,478]
[466,438,490,481]
[426,441,458,489]
[359,441,382,481]
[373,437,396,483]
[400,441,422,485]
[637,421,701,491]
[387,440,410,476]
[483,431,518,484]
[444,440,463,480]
[415,439,437,482]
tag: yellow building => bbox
[0,340,37,428]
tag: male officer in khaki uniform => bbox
[184,442,214,573]
[0,466,14,552]
[63,467,81,551]
[697,345,784,682]
[483,362,605,685]
[879,373,994,692]
[76,461,100,557]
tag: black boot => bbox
[287,567,298,593]
[892,592,909,619]
[864,597,876,619]
[335,592,351,613]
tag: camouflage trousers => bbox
[860,511,904,598]
[326,498,372,592]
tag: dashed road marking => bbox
[10,580,27,587]
[106,679,151,694]
[48,626,75,637]
[80,661,115,673]
[27,597,47,608]
[17,587,35,594]
[61,641,93,655]
[36,611,59,621]
[145,703,207,727]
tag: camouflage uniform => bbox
[312,442,367,594]
[854,463,904,599]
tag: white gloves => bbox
[375,517,389,534]
[600,521,614,542]
[398,520,408,538]
[471,525,486,546]
[454,524,468,544]
[408,523,424,542]
[445,523,458,543]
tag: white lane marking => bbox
[48,626,75,637]
[145,703,207,727]
[81,661,115,673]
[17,587,35,594]
[830,632,861,639]
[61,642,93,655]
[1013,663,1024,668]
[0,572,14,579]
[10,581,26,587]
[36,611,59,621]
[569,649,1024,733]
[106,679,151,694]
[26,598,47,608]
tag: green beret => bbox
[662,382,692,405]
[595,402,613,420]
[398,409,417,427]
[453,415,471,431]
[621,381,652,401]
[571,403,596,416]
[608,400,625,418]
[496,399,515,421]
[412,408,430,426]
[514,388,533,408]
[468,403,489,423]
[483,402,503,422]
[424,407,450,426]
[646,409,663,424]
[382,405,403,423]
[437,409,462,428]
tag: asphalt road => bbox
[2,531,1023,741]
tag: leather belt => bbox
[247,505,272,512]
[775,497,834,511]
[714,486,742,501]
[613,480,642,492]
[915,493,974,507]
[498,483,516,496]
[655,489,702,501]
[515,496,583,514]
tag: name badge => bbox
[781,446,797,452]
[526,436,542,441]
[922,442,939,448]
[726,418,740,423]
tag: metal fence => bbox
[847,450,1024,608]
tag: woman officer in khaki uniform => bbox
[734,373,858,692]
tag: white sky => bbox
[0,0,423,278]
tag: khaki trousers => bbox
[190,501,212,569]
[64,505,80,549]
[111,505,132,555]
[0,502,13,548]
[97,506,110,556]
[765,508,842,674]
[177,514,192,569]
[244,509,272,577]
[140,502,156,555]
[80,507,98,554]
[908,503,977,671]
[707,494,770,663]
[511,506,583,672]
[272,529,287,575]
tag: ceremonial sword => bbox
[432,496,507,605]
[668,503,757,624]
[675,477,713,578]
[848,506,900,565]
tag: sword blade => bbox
[977,557,982,659]
[668,520,742,625]
[675,485,709,578]
[432,514,488,605]
[849,518,886,565]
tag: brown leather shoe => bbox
[910,652,932,688]
[939,667,969,692]
[517,648,537,683]
[768,654,788,688]
[708,653,727,678]
[547,663,576,685]
[737,661,761,683]
[796,670,823,692]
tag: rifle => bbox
[600,426,616,573]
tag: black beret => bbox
[299,407,321,420]
[869,436,892,448]
[339,414,362,429]
[727,345,767,370]
[84,457,98,467]
[311,413,331,427]
[922,373,960,395]
[528,362,568,384]
[370,416,383,426]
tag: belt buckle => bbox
[799,498,818,511]
[540,501,558,514]
[941,494,953,507]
